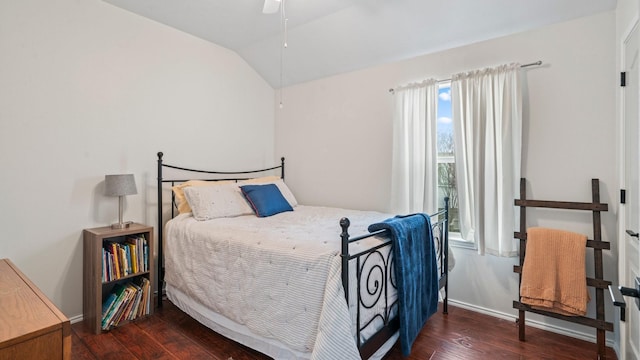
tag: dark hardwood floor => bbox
[71,299,617,359]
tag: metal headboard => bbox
[156,151,285,307]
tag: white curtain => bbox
[390,79,439,215]
[451,64,522,256]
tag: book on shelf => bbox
[101,249,106,282]
[101,292,118,320]
[119,245,128,277]
[109,285,134,328]
[101,235,149,282]
[137,277,151,318]
[111,242,121,279]
[143,241,148,272]
[101,283,128,330]
[129,242,137,274]
[127,281,142,321]
[126,235,147,274]
[115,285,137,324]
[100,276,152,331]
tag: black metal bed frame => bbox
[156,152,449,359]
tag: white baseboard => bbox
[447,299,615,348]
[68,314,83,324]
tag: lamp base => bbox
[111,221,132,229]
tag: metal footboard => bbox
[340,198,449,359]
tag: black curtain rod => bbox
[389,60,542,94]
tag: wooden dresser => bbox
[0,258,71,360]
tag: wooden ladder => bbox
[513,178,613,359]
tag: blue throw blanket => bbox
[368,213,438,357]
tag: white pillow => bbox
[239,177,298,207]
[183,184,254,221]
[172,180,234,214]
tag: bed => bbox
[156,152,451,359]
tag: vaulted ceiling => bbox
[103,0,617,88]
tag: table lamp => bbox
[105,174,137,229]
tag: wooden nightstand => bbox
[0,258,71,360]
[83,223,154,334]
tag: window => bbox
[393,64,520,254]
[436,83,461,238]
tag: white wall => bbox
[0,0,275,318]
[276,12,617,342]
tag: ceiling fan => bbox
[262,0,282,14]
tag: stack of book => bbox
[101,235,149,282]
[101,277,152,330]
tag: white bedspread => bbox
[165,205,393,359]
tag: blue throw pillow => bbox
[240,184,293,217]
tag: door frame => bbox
[618,15,640,359]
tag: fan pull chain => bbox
[279,0,287,108]
[284,18,288,48]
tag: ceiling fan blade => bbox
[262,0,281,14]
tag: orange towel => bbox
[520,227,589,316]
